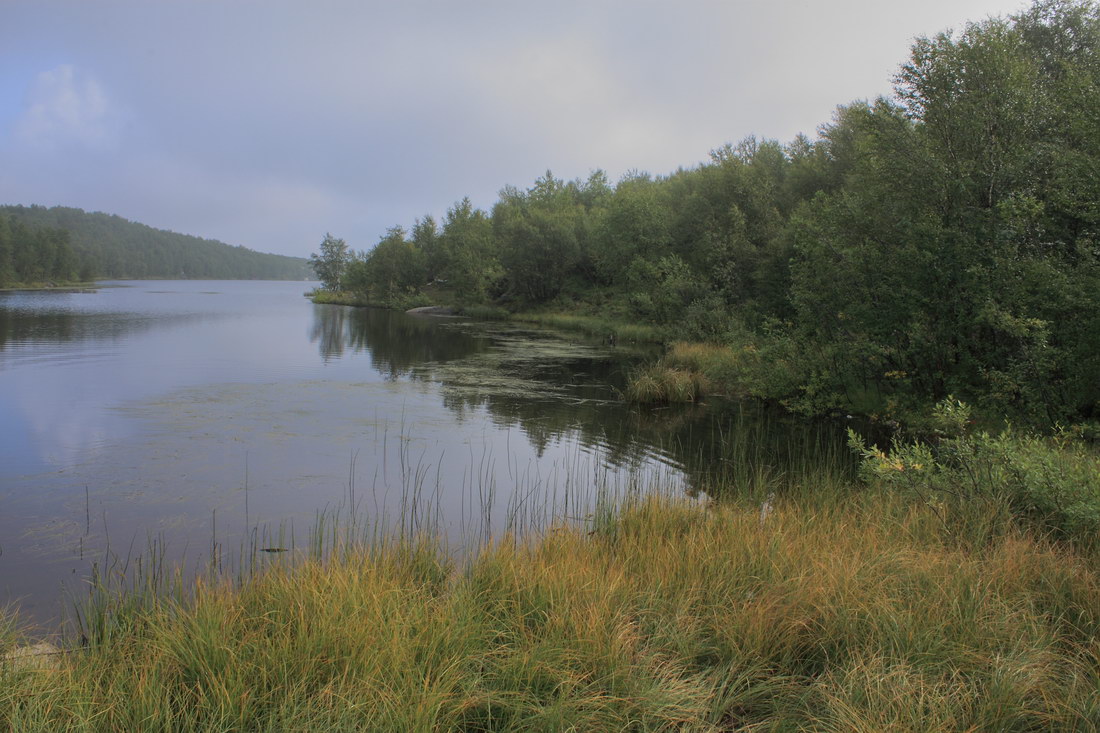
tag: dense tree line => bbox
[0,213,79,286]
[0,205,310,284]
[317,0,1100,425]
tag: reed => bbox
[3,482,1099,730]
[511,312,666,344]
[625,364,708,404]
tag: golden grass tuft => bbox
[2,492,1099,729]
[625,365,708,404]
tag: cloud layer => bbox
[0,0,1028,257]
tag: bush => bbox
[849,398,1100,547]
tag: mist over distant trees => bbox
[323,0,1100,426]
[0,205,310,285]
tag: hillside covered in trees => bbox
[319,0,1100,428]
[0,205,310,285]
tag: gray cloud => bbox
[1,0,1028,257]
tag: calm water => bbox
[0,280,847,628]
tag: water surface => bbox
[0,281,846,628]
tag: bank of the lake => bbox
[309,289,668,345]
[6,283,1098,728]
[0,280,100,292]
[5,280,758,629]
[4,486,1099,730]
[306,289,887,418]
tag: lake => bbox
[0,280,848,629]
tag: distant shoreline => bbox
[0,281,100,293]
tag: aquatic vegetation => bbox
[625,364,707,404]
[511,311,666,345]
[3,490,1099,730]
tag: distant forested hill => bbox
[0,205,310,283]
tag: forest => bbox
[0,205,310,285]
[317,0,1100,429]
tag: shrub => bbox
[849,398,1100,547]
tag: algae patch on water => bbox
[413,322,623,404]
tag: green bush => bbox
[849,398,1100,547]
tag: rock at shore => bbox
[3,642,63,671]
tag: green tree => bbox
[493,171,583,304]
[0,215,13,286]
[788,3,1100,422]
[439,198,500,304]
[345,226,426,302]
[593,173,671,284]
[309,233,351,291]
[411,216,441,281]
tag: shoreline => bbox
[3,489,1097,728]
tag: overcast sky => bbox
[1,1,1029,258]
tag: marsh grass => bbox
[459,304,512,320]
[626,364,709,404]
[624,340,771,405]
[2,406,1097,730]
[511,312,666,344]
[3,480,1100,730]
[307,289,435,310]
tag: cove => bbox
[0,280,849,629]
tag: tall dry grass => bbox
[626,341,766,404]
[3,489,1099,730]
[625,364,708,404]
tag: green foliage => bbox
[593,173,672,284]
[624,254,706,323]
[343,226,426,304]
[308,232,350,291]
[311,0,1100,428]
[439,198,501,304]
[0,213,81,287]
[785,2,1100,424]
[0,205,310,282]
[493,172,585,304]
[850,398,1100,546]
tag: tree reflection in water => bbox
[308,304,857,499]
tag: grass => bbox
[306,288,368,306]
[658,340,787,400]
[307,288,437,310]
[3,483,1099,730]
[510,311,666,345]
[0,280,100,292]
[307,288,669,346]
[624,341,759,404]
[625,364,708,404]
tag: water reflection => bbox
[307,303,854,492]
[2,283,856,631]
[309,304,489,376]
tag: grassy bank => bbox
[307,287,668,346]
[0,280,99,292]
[307,289,392,307]
[3,482,1099,730]
[509,311,665,345]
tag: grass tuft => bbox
[2,488,1099,729]
[625,365,708,404]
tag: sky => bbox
[1,0,1031,259]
